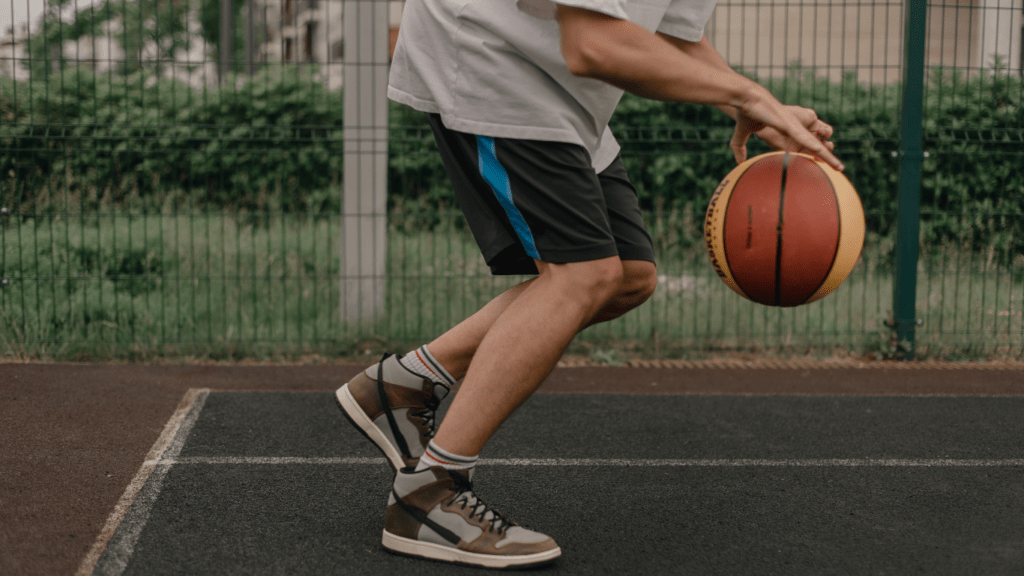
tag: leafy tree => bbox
[22,0,248,77]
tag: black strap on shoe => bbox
[376,353,412,459]
[392,487,462,545]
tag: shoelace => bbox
[410,382,449,438]
[376,353,450,443]
[448,473,515,535]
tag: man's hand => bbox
[749,106,836,160]
[729,86,844,171]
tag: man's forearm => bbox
[557,6,759,110]
[654,34,742,120]
[557,5,844,170]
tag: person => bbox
[336,0,842,568]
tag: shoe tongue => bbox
[431,383,450,403]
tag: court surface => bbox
[2,362,1023,575]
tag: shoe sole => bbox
[335,384,405,471]
[382,530,561,569]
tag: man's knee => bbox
[586,260,656,325]
[577,257,626,306]
[540,257,625,309]
[617,260,657,310]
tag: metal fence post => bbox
[893,0,928,357]
[341,0,389,325]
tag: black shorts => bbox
[427,114,655,275]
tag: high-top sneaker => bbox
[383,466,561,568]
[336,354,449,470]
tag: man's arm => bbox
[657,34,837,159]
[556,6,843,171]
[650,33,751,119]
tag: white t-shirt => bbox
[387,0,718,172]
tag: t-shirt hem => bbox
[387,86,441,114]
[389,86,618,170]
[439,115,587,151]
[656,24,706,42]
[591,140,620,173]
[548,0,629,21]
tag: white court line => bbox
[158,456,1024,467]
[76,388,210,576]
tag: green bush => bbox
[2,64,1021,258]
[613,67,1021,215]
[916,66,1024,261]
[1,66,344,212]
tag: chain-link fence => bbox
[1,0,1022,360]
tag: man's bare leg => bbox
[427,259,656,381]
[430,256,643,456]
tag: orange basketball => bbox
[704,151,865,307]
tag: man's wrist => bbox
[731,81,770,115]
[715,104,739,120]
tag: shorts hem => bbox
[486,243,652,276]
[535,244,621,265]
[616,246,657,264]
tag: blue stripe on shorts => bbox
[476,136,540,260]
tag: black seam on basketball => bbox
[377,354,412,458]
[774,153,790,306]
[803,160,842,303]
[392,489,462,546]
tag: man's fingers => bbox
[811,119,834,141]
[730,116,760,165]
[790,106,817,124]
[781,110,844,170]
[733,98,844,170]
[775,125,844,171]
[730,132,748,164]
[803,138,844,171]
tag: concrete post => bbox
[341,0,389,325]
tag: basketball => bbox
[704,151,865,307]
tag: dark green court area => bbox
[92,392,1024,575]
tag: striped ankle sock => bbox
[399,345,457,387]
[415,441,478,473]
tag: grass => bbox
[1,210,347,362]
[1,209,1022,363]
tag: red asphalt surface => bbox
[1,361,1022,576]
